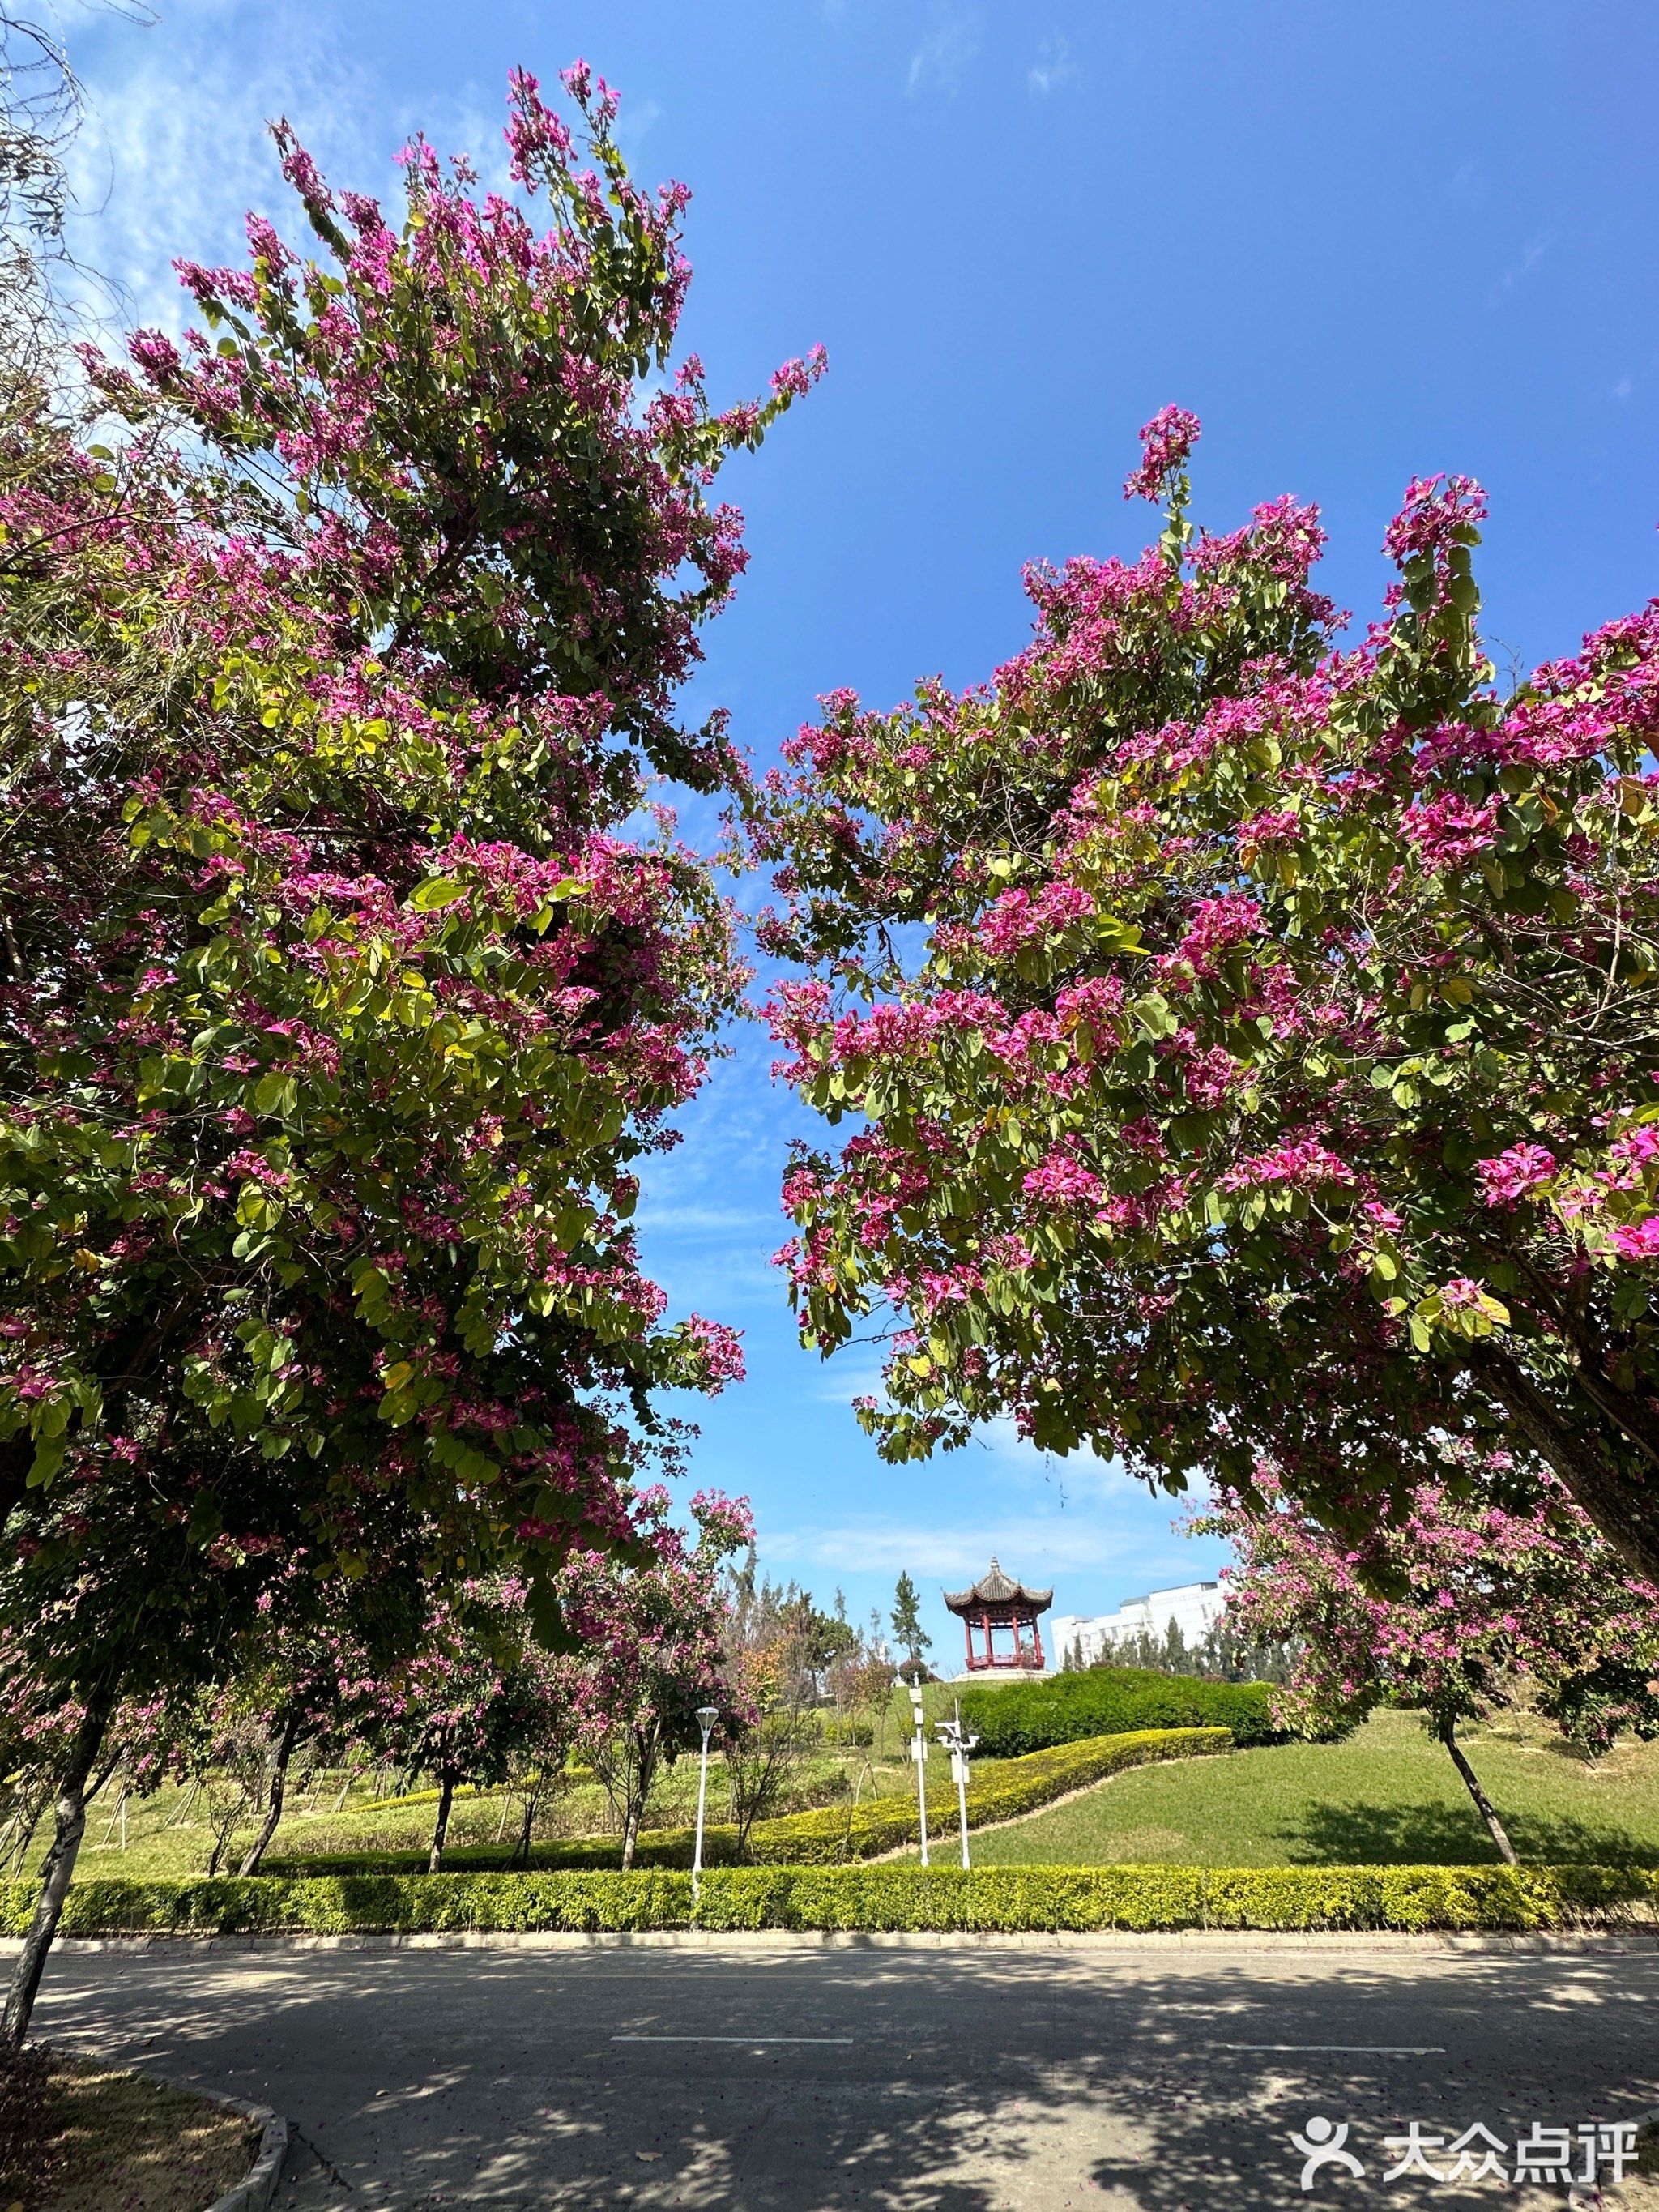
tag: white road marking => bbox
[612,2035,855,2045]
[1222,2043,1444,2054]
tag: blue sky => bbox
[61,0,1659,1663]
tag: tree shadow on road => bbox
[32,1941,1659,2210]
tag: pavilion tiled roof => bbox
[941,1556,1054,1615]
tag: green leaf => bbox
[411,878,467,912]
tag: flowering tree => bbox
[1197,1465,1659,1863]
[758,407,1659,1579]
[562,1486,750,1867]
[0,65,818,2041]
[365,1579,575,1871]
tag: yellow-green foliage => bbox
[273,1727,1229,1876]
[3,1861,1654,1938]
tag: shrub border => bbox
[271,1727,1230,1876]
[5,1862,1655,1939]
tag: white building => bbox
[1049,1581,1226,1670]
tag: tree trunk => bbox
[618,1732,655,1872]
[206,1796,245,1877]
[428,1771,456,1874]
[1437,1719,1518,1866]
[3,1681,117,2047]
[237,1710,301,1877]
[1471,1343,1659,1582]
[512,1780,545,1870]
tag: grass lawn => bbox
[962,1707,1659,1867]
[36,2056,255,2212]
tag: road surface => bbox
[30,1936,1659,2209]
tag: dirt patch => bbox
[34,2055,256,2212]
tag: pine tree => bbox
[890,1573,932,1668]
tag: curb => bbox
[17,1926,1659,1954]
[193,2087,288,2212]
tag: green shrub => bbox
[960,1668,1282,1756]
[271,1727,1228,1877]
[5,1860,1653,1939]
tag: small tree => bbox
[365,1580,574,1872]
[1198,1464,1659,1864]
[563,1489,751,1868]
[890,1573,932,1671]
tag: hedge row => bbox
[272,1727,1229,1877]
[6,1863,1657,1938]
[960,1668,1282,1757]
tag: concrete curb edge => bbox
[13,1925,1659,1954]
[192,2086,288,2212]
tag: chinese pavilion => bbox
[943,1557,1053,1673]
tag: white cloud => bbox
[64,7,386,339]
[1495,228,1555,297]
[644,1203,778,1236]
[768,1510,1148,1578]
[614,96,662,162]
[972,1416,1149,1507]
[807,1355,889,1403]
[906,6,979,98]
[61,3,541,345]
[1614,375,1634,401]
[1028,34,1075,98]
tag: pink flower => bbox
[1023,1152,1102,1207]
[1124,404,1201,504]
[1475,1143,1557,1206]
[1613,1218,1659,1262]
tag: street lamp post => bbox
[692,1703,719,1902]
[904,1674,929,1868]
[935,1702,979,1869]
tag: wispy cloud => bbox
[906,6,979,99]
[766,1507,1164,1578]
[66,8,385,339]
[1028,34,1076,98]
[63,4,530,344]
[806,1354,889,1404]
[1495,228,1556,297]
[645,1203,777,1236]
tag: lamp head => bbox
[697,1705,719,1733]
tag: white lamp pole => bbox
[692,1704,719,1902]
[905,1675,929,1868]
[936,1702,979,1869]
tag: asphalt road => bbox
[29,1937,1659,2210]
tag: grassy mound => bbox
[964,1708,1659,1869]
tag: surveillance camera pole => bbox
[935,1701,979,1869]
[905,1674,929,1868]
[692,1705,719,1902]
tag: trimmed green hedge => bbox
[271,1727,1228,1877]
[6,1862,1655,1938]
[961,1668,1282,1756]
